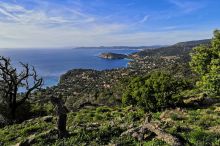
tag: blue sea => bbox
[0,48,138,87]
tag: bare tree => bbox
[0,56,43,119]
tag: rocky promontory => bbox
[99,52,128,59]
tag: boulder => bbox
[42,116,53,122]
[15,134,36,146]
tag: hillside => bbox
[37,39,209,111]
[131,39,211,58]
[0,37,220,146]
[0,104,220,145]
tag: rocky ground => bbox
[1,39,218,146]
[1,96,220,146]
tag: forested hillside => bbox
[0,31,219,146]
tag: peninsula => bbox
[99,52,128,59]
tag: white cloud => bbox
[0,8,19,21]
[0,0,213,49]
[168,0,204,13]
[0,19,212,48]
[0,1,26,12]
[139,15,150,23]
[0,1,95,25]
[160,25,193,31]
[99,30,212,46]
[0,21,128,48]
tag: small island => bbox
[99,52,128,59]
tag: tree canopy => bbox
[190,30,220,95]
[122,72,189,111]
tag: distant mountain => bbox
[73,45,163,50]
[131,39,211,58]
[174,39,211,47]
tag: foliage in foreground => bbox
[190,30,220,96]
[0,105,220,146]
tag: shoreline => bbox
[42,50,139,88]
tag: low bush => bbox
[96,106,111,113]
[122,71,190,111]
[189,129,220,145]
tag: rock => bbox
[132,132,139,138]
[26,134,36,144]
[160,109,187,122]
[86,123,100,131]
[208,126,220,133]
[214,107,220,112]
[42,116,53,122]
[15,134,36,146]
[108,144,120,146]
[128,123,134,129]
[15,142,27,146]
[184,95,220,107]
[159,110,169,120]
[99,53,127,59]
[120,126,141,137]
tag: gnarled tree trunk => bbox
[0,56,43,120]
[50,96,68,138]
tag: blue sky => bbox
[0,0,219,48]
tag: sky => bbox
[0,0,219,49]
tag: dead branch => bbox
[0,56,43,119]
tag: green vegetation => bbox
[0,106,220,145]
[190,30,220,96]
[0,30,220,145]
[122,71,189,111]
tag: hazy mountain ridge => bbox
[131,39,211,58]
[73,45,163,50]
[174,39,211,47]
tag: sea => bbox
[0,48,138,87]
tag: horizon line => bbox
[0,38,211,50]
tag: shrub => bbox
[122,71,189,111]
[189,129,220,145]
[190,30,220,96]
[94,113,104,121]
[96,106,111,113]
[170,113,182,121]
[0,102,35,124]
[127,108,145,122]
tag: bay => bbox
[0,48,138,87]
